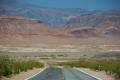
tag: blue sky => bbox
[25,0,120,10]
[1,0,120,10]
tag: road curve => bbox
[27,67,99,80]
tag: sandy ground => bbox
[1,68,42,80]
[79,68,115,80]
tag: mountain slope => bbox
[66,11,120,28]
[0,1,88,26]
[0,0,120,38]
[0,15,49,36]
[0,0,120,29]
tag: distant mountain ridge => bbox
[0,3,88,26]
[0,1,120,37]
[0,3,119,28]
[0,0,120,27]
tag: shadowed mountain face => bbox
[0,1,87,26]
[0,8,87,27]
[66,11,120,28]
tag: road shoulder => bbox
[77,68,115,80]
[1,68,43,80]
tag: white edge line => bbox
[24,67,47,80]
[75,68,103,80]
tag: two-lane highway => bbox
[27,67,100,80]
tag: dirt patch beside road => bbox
[1,68,42,80]
[79,68,115,80]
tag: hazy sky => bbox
[0,0,120,10]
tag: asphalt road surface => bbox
[28,67,99,80]
[63,68,98,80]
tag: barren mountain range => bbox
[0,15,119,45]
[0,2,120,38]
[0,1,120,58]
[0,14,119,38]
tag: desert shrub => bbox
[57,58,120,79]
[0,55,44,77]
